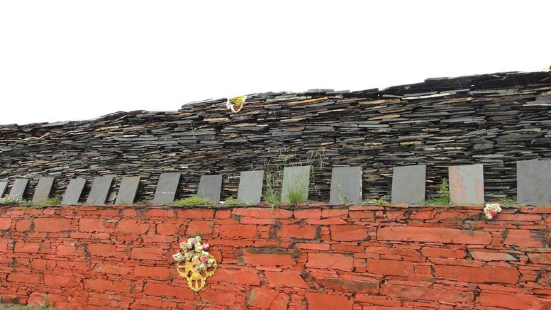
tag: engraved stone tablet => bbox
[153,172,181,204]
[281,166,311,204]
[329,166,362,204]
[237,171,264,204]
[115,176,141,205]
[0,181,8,198]
[391,165,426,204]
[198,175,223,204]
[86,176,114,205]
[62,178,86,205]
[9,179,29,200]
[517,159,551,204]
[32,177,55,203]
[449,164,484,204]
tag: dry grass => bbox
[0,304,60,310]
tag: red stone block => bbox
[79,218,106,232]
[145,209,175,218]
[210,267,260,285]
[378,226,492,245]
[321,209,348,218]
[44,275,75,287]
[84,279,131,293]
[93,263,132,275]
[130,247,163,260]
[14,242,40,253]
[215,209,232,219]
[528,253,551,264]
[219,224,257,238]
[296,243,330,251]
[305,292,353,310]
[265,271,309,288]
[232,208,293,218]
[0,218,11,230]
[115,219,150,234]
[176,209,215,219]
[434,265,519,284]
[306,253,354,271]
[186,221,214,235]
[469,250,516,261]
[330,225,368,241]
[87,244,117,256]
[134,266,170,278]
[421,247,466,258]
[27,292,48,307]
[381,284,473,303]
[294,209,321,219]
[15,219,31,232]
[479,291,551,309]
[504,230,546,247]
[247,288,280,309]
[316,277,379,294]
[241,250,296,267]
[278,224,317,240]
[7,272,42,283]
[34,218,72,232]
[367,259,414,277]
[156,222,179,235]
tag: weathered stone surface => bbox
[61,178,86,205]
[449,164,484,204]
[32,177,55,203]
[391,165,426,204]
[517,159,551,204]
[237,170,264,204]
[197,174,223,203]
[115,176,140,205]
[152,173,180,204]
[329,166,362,204]
[0,181,8,198]
[281,166,311,204]
[9,179,29,199]
[86,176,114,205]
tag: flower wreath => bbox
[173,236,217,292]
[484,203,501,220]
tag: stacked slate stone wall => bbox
[1,72,551,202]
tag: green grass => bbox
[424,178,450,206]
[262,172,280,208]
[224,196,241,206]
[286,183,307,206]
[365,199,389,206]
[33,198,62,207]
[172,196,213,207]
[499,198,518,205]
[0,304,61,310]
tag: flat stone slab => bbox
[238,171,264,204]
[281,166,311,204]
[153,172,181,204]
[86,176,114,205]
[197,175,223,203]
[391,165,426,204]
[329,166,362,204]
[0,181,8,198]
[9,179,29,200]
[32,177,55,203]
[449,164,484,204]
[62,178,86,205]
[115,176,141,205]
[517,159,551,204]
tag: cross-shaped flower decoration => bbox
[173,236,217,292]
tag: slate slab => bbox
[329,166,362,204]
[86,176,114,205]
[517,159,551,204]
[449,164,484,204]
[391,165,426,204]
[198,175,223,204]
[153,172,181,204]
[115,176,140,205]
[9,179,29,200]
[281,166,311,204]
[62,178,86,205]
[32,177,55,203]
[0,181,8,199]
[237,171,264,204]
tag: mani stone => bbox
[0,181,8,198]
[449,164,484,204]
[197,175,223,204]
[32,177,55,203]
[153,172,181,204]
[237,170,264,204]
[281,166,311,204]
[391,165,426,204]
[115,176,140,205]
[62,178,86,205]
[86,176,114,205]
[517,159,551,204]
[9,179,29,200]
[329,166,362,204]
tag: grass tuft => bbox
[172,196,213,207]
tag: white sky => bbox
[0,1,550,125]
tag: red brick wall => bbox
[0,205,550,310]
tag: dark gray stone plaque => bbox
[281,166,311,204]
[329,166,362,204]
[9,179,29,200]
[237,171,264,204]
[517,159,551,204]
[86,176,114,205]
[449,164,484,204]
[115,176,140,205]
[391,165,426,204]
[62,178,86,205]
[197,175,223,204]
[0,181,8,198]
[152,172,181,204]
[32,177,55,203]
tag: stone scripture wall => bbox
[1,72,551,202]
[0,204,550,309]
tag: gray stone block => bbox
[153,173,181,204]
[32,177,55,203]
[86,176,114,205]
[115,176,140,205]
[281,166,311,204]
[238,171,264,204]
[391,165,426,204]
[62,178,86,205]
[9,179,29,200]
[329,166,362,204]
[517,159,551,204]
[198,175,223,204]
[449,164,484,204]
[0,181,8,198]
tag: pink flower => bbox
[200,256,208,263]
[190,238,197,245]
[203,243,209,250]
[489,210,497,217]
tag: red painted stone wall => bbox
[0,204,550,310]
